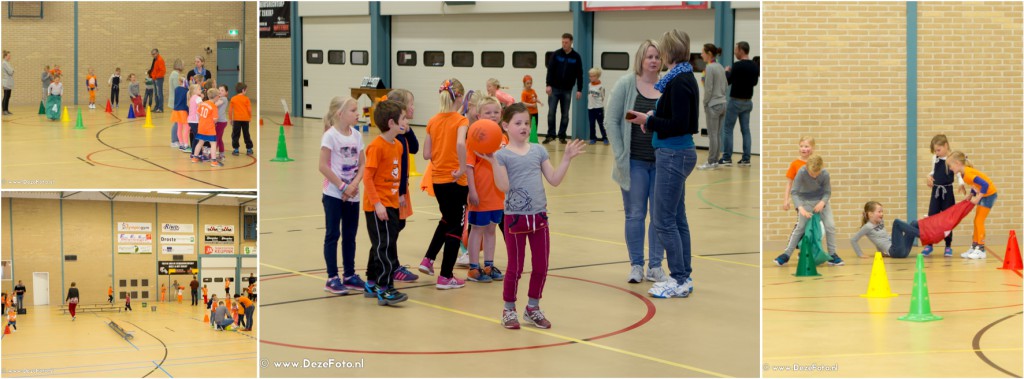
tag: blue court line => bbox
[152,360,173,378]
[9,356,253,378]
[126,338,140,351]
[2,352,255,372]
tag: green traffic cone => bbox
[74,108,86,129]
[793,248,822,277]
[898,254,943,322]
[270,125,294,162]
[38,101,46,115]
[529,116,539,143]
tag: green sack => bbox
[800,213,830,266]
[46,95,61,120]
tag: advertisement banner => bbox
[117,233,152,244]
[244,205,257,214]
[160,235,196,244]
[161,223,194,233]
[243,246,257,255]
[118,245,153,254]
[204,246,236,255]
[161,245,195,255]
[259,1,291,38]
[205,224,235,235]
[204,235,235,244]
[117,222,153,232]
[582,1,709,11]
[158,261,198,275]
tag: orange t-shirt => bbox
[426,112,469,186]
[229,94,252,121]
[86,75,98,91]
[236,296,253,311]
[522,89,539,115]
[108,287,113,296]
[198,100,217,136]
[786,159,807,180]
[467,148,505,212]
[202,287,208,296]
[362,136,405,211]
[963,167,997,196]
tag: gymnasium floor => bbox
[762,246,1024,377]
[0,302,257,377]
[0,105,257,189]
[258,113,761,378]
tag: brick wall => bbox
[1,2,257,107]
[258,36,291,116]
[762,1,1021,248]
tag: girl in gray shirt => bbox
[851,201,892,258]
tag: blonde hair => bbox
[799,136,816,146]
[205,88,219,99]
[633,40,662,76]
[806,154,824,173]
[386,88,414,110]
[947,151,973,168]
[589,67,602,77]
[323,96,358,131]
[173,58,184,72]
[660,29,691,65]
[187,84,201,99]
[929,134,949,154]
[438,78,465,113]
[862,201,882,226]
[470,94,501,115]
[486,78,502,89]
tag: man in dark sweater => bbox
[718,41,759,167]
[190,276,200,306]
[543,33,585,144]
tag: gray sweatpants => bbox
[705,103,725,165]
[783,201,838,257]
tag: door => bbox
[301,16,372,117]
[217,41,242,97]
[32,272,48,306]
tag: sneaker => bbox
[324,277,349,295]
[717,158,733,166]
[603,139,609,145]
[827,254,845,266]
[467,268,492,283]
[246,149,254,156]
[645,267,668,282]
[211,160,224,167]
[484,266,504,281]
[436,276,466,290]
[393,266,419,283]
[523,306,552,329]
[455,252,470,267]
[191,156,200,163]
[696,163,719,171]
[589,140,597,145]
[418,257,435,276]
[967,248,987,260]
[737,159,751,167]
[376,287,408,306]
[72,316,76,321]
[961,247,977,258]
[502,308,521,329]
[363,282,377,298]
[774,253,790,266]
[171,143,179,148]
[921,245,934,256]
[542,136,555,144]
[648,280,690,298]
[232,149,239,156]
[342,275,366,290]
[628,265,643,283]
[944,247,953,257]
[559,139,567,144]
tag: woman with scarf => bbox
[625,30,700,299]
[187,56,213,89]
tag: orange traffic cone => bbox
[4,325,10,335]
[105,100,112,113]
[203,313,210,323]
[259,117,264,126]
[1000,230,1022,271]
[282,112,293,126]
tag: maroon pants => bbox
[215,121,228,153]
[502,213,550,303]
[69,303,77,317]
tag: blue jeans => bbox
[546,88,572,139]
[171,123,179,145]
[622,159,662,268]
[654,148,696,285]
[244,306,254,329]
[216,318,234,328]
[154,78,164,112]
[323,194,360,278]
[720,98,753,161]
[889,219,919,258]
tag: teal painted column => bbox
[370,2,392,88]
[7,199,13,288]
[713,1,734,65]
[59,198,65,305]
[290,1,303,117]
[73,2,79,105]
[110,200,114,302]
[572,2,593,140]
[906,2,918,223]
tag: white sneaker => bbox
[171,143,179,148]
[455,251,470,267]
[645,267,667,282]
[967,249,987,260]
[628,265,643,283]
[648,280,691,298]
[961,247,977,258]
[696,163,719,171]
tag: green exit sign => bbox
[228,29,238,36]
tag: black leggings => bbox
[110,87,119,107]
[425,182,468,278]
[2,89,10,112]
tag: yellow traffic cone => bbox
[143,106,154,128]
[860,252,898,298]
[409,153,422,177]
[61,106,70,122]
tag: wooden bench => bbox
[108,321,134,340]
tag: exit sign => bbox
[228,29,239,36]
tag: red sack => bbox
[917,199,975,246]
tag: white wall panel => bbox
[382,1,568,16]
[302,16,373,118]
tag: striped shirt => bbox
[629,91,658,162]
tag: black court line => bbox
[122,320,169,378]
[95,120,228,189]
[165,327,175,332]
[701,251,759,257]
[77,157,95,166]
[972,311,1023,378]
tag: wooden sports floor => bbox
[0,302,257,377]
[0,105,257,189]
[257,113,761,378]
[763,246,1024,378]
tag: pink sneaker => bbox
[502,308,520,329]
[523,306,551,329]
[435,275,465,290]
[418,257,435,276]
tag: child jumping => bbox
[774,154,843,266]
[476,103,586,329]
[45,75,63,121]
[946,151,998,259]
[319,96,367,295]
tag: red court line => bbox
[260,274,656,355]
[86,146,257,172]
[764,304,1022,314]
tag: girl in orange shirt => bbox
[946,151,998,259]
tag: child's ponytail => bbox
[861,201,882,226]
[438,78,465,113]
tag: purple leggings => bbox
[502,213,550,303]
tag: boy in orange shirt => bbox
[85,68,99,109]
[362,100,409,306]
[191,88,223,167]
[229,83,254,156]
[521,75,541,137]
[107,286,114,304]
[235,293,254,331]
